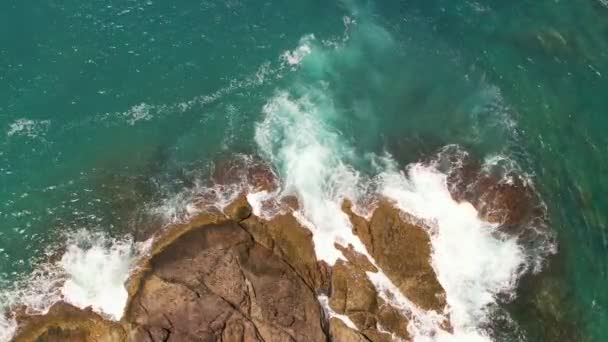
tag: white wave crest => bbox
[281,34,315,67]
[255,91,368,264]
[0,316,16,342]
[58,231,137,319]
[0,230,147,340]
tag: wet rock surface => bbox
[329,260,410,342]
[343,200,446,312]
[443,149,544,228]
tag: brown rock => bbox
[329,318,370,342]
[344,200,446,312]
[444,150,544,228]
[280,195,300,211]
[343,200,374,249]
[329,260,411,341]
[125,219,326,342]
[330,261,378,315]
[224,194,252,222]
[376,300,410,339]
[441,147,554,278]
[12,302,126,342]
[335,244,377,273]
[240,214,324,291]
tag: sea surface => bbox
[1,0,607,341]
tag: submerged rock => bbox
[212,156,279,192]
[444,149,545,229]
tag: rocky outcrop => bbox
[328,260,410,342]
[240,213,327,291]
[329,318,369,342]
[8,149,558,342]
[13,192,451,342]
[125,219,327,342]
[13,194,446,342]
[13,211,327,342]
[343,200,446,312]
[11,302,126,342]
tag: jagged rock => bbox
[330,260,378,315]
[329,318,370,342]
[125,219,326,342]
[224,194,253,222]
[344,200,446,312]
[335,244,377,273]
[12,196,435,342]
[376,301,410,339]
[329,260,411,342]
[12,302,126,342]
[240,213,325,291]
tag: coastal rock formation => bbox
[11,302,126,342]
[343,200,446,312]
[13,211,328,342]
[12,194,440,342]
[240,213,327,291]
[212,157,279,192]
[328,318,369,342]
[126,218,327,342]
[11,193,448,342]
[329,260,410,342]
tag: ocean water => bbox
[1,0,607,341]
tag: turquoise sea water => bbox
[1,0,607,340]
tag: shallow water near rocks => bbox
[1,0,608,341]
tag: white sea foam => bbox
[246,190,278,219]
[318,295,358,330]
[255,91,369,264]
[123,103,153,125]
[254,67,530,340]
[0,316,16,342]
[58,231,137,320]
[378,164,525,340]
[6,118,50,138]
[281,34,315,67]
[0,230,145,340]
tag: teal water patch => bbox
[1,0,608,340]
[0,0,348,276]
